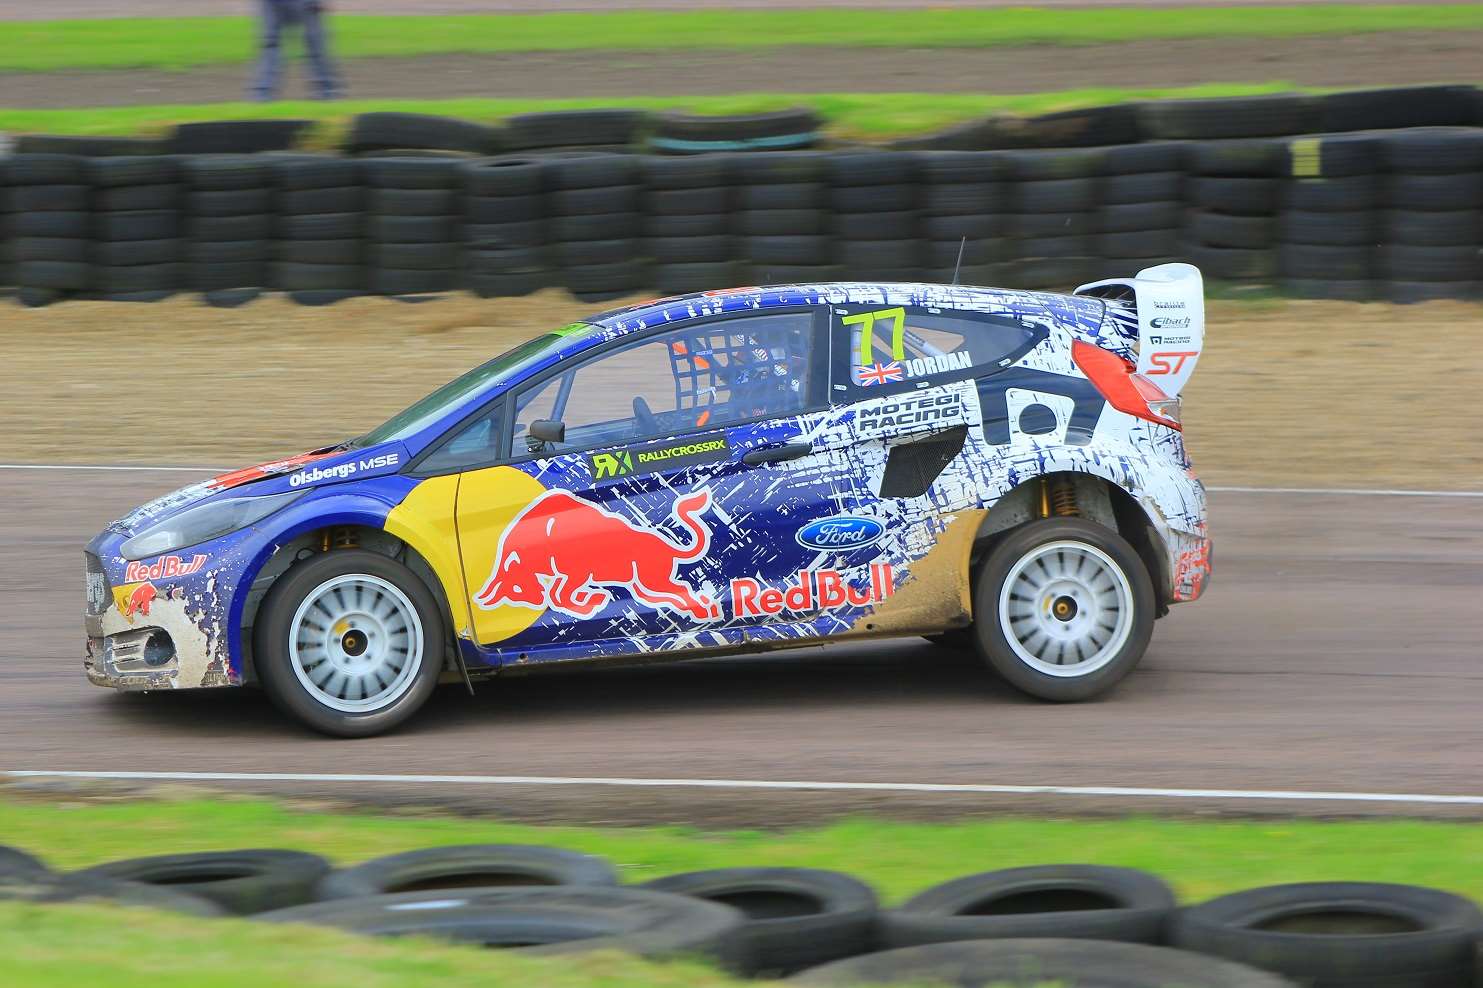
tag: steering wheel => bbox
[632,396,659,434]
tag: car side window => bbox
[416,403,504,474]
[511,312,816,457]
[830,305,1043,402]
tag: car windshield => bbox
[355,328,585,447]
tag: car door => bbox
[450,307,882,659]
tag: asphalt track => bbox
[2,467,1480,824]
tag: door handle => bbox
[742,442,812,466]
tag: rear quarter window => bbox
[830,304,1045,402]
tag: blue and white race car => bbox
[85,266,1211,736]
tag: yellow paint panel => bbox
[383,475,473,641]
[454,466,549,645]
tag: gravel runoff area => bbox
[6,293,1481,490]
[3,33,1480,108]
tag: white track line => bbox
[7,770,1483,806]
[1,464,1480,498]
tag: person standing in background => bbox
[250,0,342,102]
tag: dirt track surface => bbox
[2,470,1481,824]
[4,33,1479,107]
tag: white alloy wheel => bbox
[997,540,1135,678]
[289,574,425,713]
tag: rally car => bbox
[85,266,1211,736]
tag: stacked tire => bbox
[344,112,498,159]
[463,157,549,299]
[1278,133,1381,301]
[90,156,184,301]
[642,155,738,295]
[272,157,366,302]
[650,108,822,156]
[548,154,647,301]
[1184,140,1286,284]
[0,160,14,293]
[504,110,644,157]
[366,158,461,296]
[919,152,1006,286]
[185,156,274,302]
[733,152,836,284]
[1378,128,1483,302]
[1007,149,1103,288]
[830,152,922,281]
[10,154,93,306]
[1098,143,1186,273]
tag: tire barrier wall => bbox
[1,129,1481,308]
[6,842,1483,986]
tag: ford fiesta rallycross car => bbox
[85,265,1212,736]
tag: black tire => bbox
[170,120,309,155]
[1190,212,1277,250]
[1191,177,1280,215]
[363,157,461,190]
[745,235,832,266]
[546,154,640,191]
[1011,178,1097,214]
[17,260,91,290]
[369,214,454,244]
[1012,234,1091,259]
[925,238,998,267]
[642,868,877,976]
[732,151,830,185]
[1381,128,1483,175]
[7,153,88,186]
[829,151,917,186]
[272,262,364,291]
[467,244,546,275]
[95,210,180,242]
[261,886,747,967]
[465,194,542,225]
[280,213,363,241]
[834,210,917,240]
[371,243,459,271]
[276,240,362,266]
[1007,255,1097,289]
[273,156,361,191]
[0,872,225,917]
[1279,210,1378,247]
[14,185,88,212]
[551,212,635,242]
[656,260,742,294]
[1102,172,1182,205]
[554,238,637,267]
[562,259,649,295]
[14,134,166,157]
[1320,84,1481,133]
[16,237,90,264]
[791,938,1297,987]
[880,865,1173,950]
[1383,209,1481,247]
[190,261,266,290]
[189,188,273,217]
[1005,149,1105,182]
[641,154,731,189]
[832,183,917,213]
[253,549,447,737]
[656,108,821,146]
[96,263,184,294]
[1187,244,1278,281]
[972,518,1155,701]
[1378,244,1480,282]
[647,185,731,215]
[1100,201,1182,234]
[371,187,458,217]
[1188,139,1291,178]
[68,850,329,915]
[347,112,498,156]
[279,186,363,215]
[1009,104,1140,150]
[203,287,262,308]
[746,262,845,284]
[289,289,362,306]
[550,185,641,215]
[739,182,825,211]
[919,151,1005,184]
[1280,278,1374,302]
[191,239,270,264]
[470,271,547,298]
[97,183,180,212]
[466,219,546,247]
[183,156,272,191]
[463,157,543,197]
[648,235,734,264]
[1170,882,1483,988]
[1385,173,1483,211]
[1278,244,1373,281]
[735,209,829,237]
[1285,176,1380,213]
[1098,229,1179,259]
[924,213,1003,241]
[646,212,726,238]
[504,109,645,150]
[839,238,920,270]
[1010,212,1097,239]
[1137,93,1317,140]
[1103,142,1187,175]
[0,846,48,878]
[369,268,459,295]
[88,155,180,187]
[922,183,1000,216]
[318,845,618,900]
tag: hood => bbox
[109,442,408,534]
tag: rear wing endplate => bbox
[1075,262,1205,396]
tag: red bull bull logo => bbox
[475,488,720,621]
[123,582,158,619]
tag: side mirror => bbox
[527,419,566,451]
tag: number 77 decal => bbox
[843,307,907,365]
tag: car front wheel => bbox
[254,549,445,737]
[973,518,1154,702]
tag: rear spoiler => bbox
[1075,263,1205,397]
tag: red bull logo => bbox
[730,565,895,619]
[124,554,207,583]
[475,489,720,622]
[123,582,158,619]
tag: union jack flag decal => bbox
[856,362,903,387]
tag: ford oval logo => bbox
[796,516,884,551]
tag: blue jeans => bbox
[250,0,340,100]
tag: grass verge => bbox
[0,83,1307,140]
[5,794,1483,905]
[5,7,1483,72]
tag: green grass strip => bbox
[5,795,1483,905]
[0,83,1305,142]
[3,7,1482,72]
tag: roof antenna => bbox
[950,237,967,286]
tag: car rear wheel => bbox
[973,518,1154,701]
[254,549,444,737]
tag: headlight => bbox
[120,491,302,561]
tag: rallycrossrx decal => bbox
[124,553,207,583]
[856,391,964,433]
[730,564,895,619]
[288,452,400,488]
[796,516,884,551]
[589,433,729,480]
